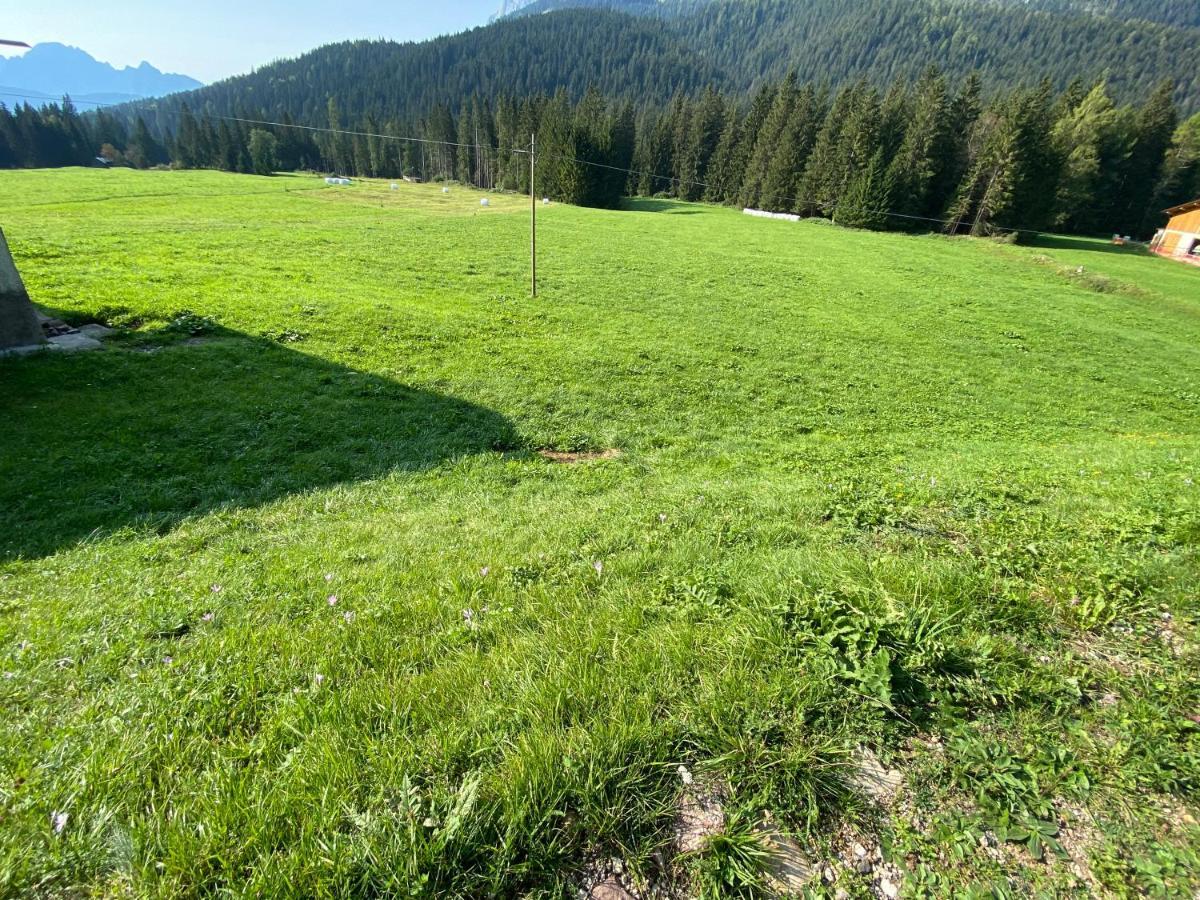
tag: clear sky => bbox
[0,0,504,84]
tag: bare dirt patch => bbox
[538,448,622,464]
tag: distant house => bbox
[1150,199,1200,267]
[90,157,110,168]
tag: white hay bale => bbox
[480,198,490,207]
[743,208,799,223]
[443,187,450,194]
[390,183,398,191]
[543,197,550,205]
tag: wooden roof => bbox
[1165,198,1200,217]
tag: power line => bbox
[0,91,529,159]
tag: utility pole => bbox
[530,133,537,298]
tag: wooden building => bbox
[1150,199,1200,266]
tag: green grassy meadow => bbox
[1,167,1198,897]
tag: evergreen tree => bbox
[175,104,202,168]
[702,107,744,203]
[739,73,798,208]
[835,150,890,230]
[760,85,820,212]
[1154,112,1200,212]
[945,104,1020,236]
[675,87,724,201]
[1051,81,1120,231]
[886,66,951,221]
[1114,79,1178,234]
[248,128,278,176]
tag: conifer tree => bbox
[1115,79,1178,234]
[759,85,820,213]
[945,104,1019,236]
[835,150,890,230]
[886,66,951,221]
[703,108,743,204]
[740,73,799,209]
[1154,112,1200,212]
[1051,81,1119,231]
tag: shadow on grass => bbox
[622,198,704,215]
[0,324,521,561]
[1024,234,1150,256]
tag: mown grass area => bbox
[1,167,1198,898]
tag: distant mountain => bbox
[0,43,201,109]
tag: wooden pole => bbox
[530,133,537,298]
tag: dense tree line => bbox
[5,69,1198,239]
[632,72,1199,237]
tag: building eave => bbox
[1165,198,1200,217]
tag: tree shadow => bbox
[0,324,521,561]
[1024,234,1149,256]
[622,198,705,215]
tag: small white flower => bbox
[314,673,325,686]
[592,561,604,576]
[325,573,334,582]
[201,612,214,623]
[480,566,490,578]
[658,514,667,523]
[210,584,222,593]
[343,611,355,624]
[463,608,476,625]
[163,656,173,666]
[327,595,339,606]
[2,671,15,680]
[51,811,68,835]
[677,765,694,786]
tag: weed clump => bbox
[166,309,217,336]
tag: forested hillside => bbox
[99,0,1200,134]
[507,0,1200,30]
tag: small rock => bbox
[851,747,904,807]
[754,820,816,892]
[880,877,900,899]
[852,842,868,859]
[589,879,634,900]
[855,858,874,876]
[822,866,837,884]
[673,785,724,855]
[46,332,104,352]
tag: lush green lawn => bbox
[1,168,1198,898]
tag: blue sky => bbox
[0,0,504,84]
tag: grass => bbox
[1,167,1198,897]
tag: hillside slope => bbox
[129,0,1198,133]
[1,167,1198,896]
